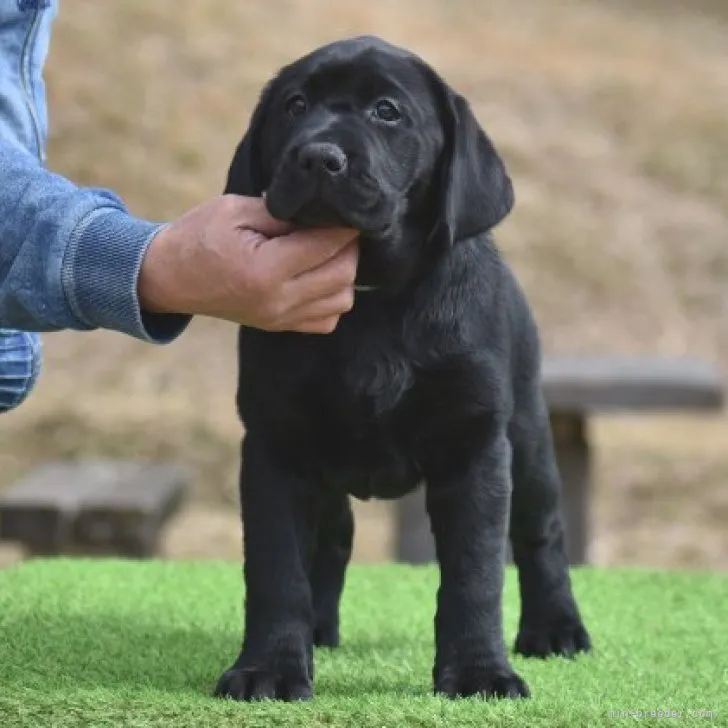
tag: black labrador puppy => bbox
[216,35,591,702]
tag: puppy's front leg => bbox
[215,434,318,702]
[425,427,529,700]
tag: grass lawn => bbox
[0,559,725,727]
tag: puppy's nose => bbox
[297,142,348,176]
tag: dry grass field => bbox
[2,0,728,568]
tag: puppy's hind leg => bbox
[508,389,592,659]
[310,491,353,648]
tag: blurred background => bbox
[2,0,727,568]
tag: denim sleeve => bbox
[0,0,191,343]
[0,141,191,342]
[0,327,41,412]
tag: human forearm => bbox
[0,140,190,342]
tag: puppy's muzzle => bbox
[297,142,348,178]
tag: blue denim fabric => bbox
[0,0,190,412]
[0,326,41,412]
[0,0,52,411]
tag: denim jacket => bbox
[0,0,189,412]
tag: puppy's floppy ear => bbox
[431,82,514,245]
[223,80,275,196]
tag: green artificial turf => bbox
[0,560,726,727]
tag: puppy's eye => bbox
[285,95,308,117]
[373,99,401,123]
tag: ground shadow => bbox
[0,611,431,699]
[0,611,241,697]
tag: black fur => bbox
[215,35,591,703]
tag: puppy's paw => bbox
[313,617,340,648]
[434,662,530,700]
[514,618,592,659]
[214,659,312,702]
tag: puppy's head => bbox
[226,36,514,288]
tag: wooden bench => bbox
[395,356,725,566]
[0,460,190,558]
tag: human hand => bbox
[137,195,359,334]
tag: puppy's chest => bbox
[239,310,494,498]
[307,340,424,498]
[332,339,414,420]
[245,325,422,471]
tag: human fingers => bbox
[280,240,359,306]
[282,288,355,329]
[263,227,359,278]
[290,315,345,335]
